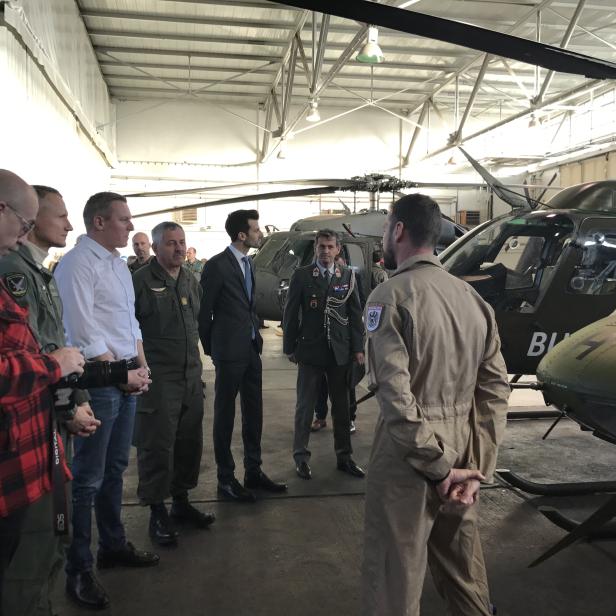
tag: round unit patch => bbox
[4,273,28,298]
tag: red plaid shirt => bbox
[0,281,70,517]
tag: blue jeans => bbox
[66,387,136,574]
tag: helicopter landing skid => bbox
[496,469,616,496]
[537,506,616,540]
[529,495,616,567]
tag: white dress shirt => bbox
[228,243,249,275]
[55,236,142,360]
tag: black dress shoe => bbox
[171,499,216,528]
[337,458,365,478]
[149,504,178,546]
[295,461,312,480]
[217,478,256,502]
[66,570,109,610]
[244,471,288,492]
[97,541,160,569]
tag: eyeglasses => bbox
[2,201,35,237]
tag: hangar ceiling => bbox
[74,0,616,167]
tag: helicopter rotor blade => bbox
[132,186,340,219]
[537,173,559,203]
[458,147,533,210]
[125,179,355,198]
[272,0,616,79]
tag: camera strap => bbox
[50,421,69,536]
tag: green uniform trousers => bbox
[134,377,204,504]
[2,492,64,616]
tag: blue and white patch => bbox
[366,304,383,332]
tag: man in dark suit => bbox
[283,229,365,480]
[199,209,287,502]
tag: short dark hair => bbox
[83,192,126,231]
[32,185,62,200]
[372,249,383,263]
[151,221,183,245]
[225,209,259,241]
[390,194,442,249]
[315,228,340,246]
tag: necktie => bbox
[242,256,255,339]
[324,269,331,283]
[242,256,253,299]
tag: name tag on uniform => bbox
[181,297,188,305]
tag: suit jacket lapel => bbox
[224,248,251,302]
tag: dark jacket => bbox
[283,263,364,367]
[133,258,202,396]
[198,248,263,361]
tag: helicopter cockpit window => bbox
[568,231,616,296]
[492,236,545,289]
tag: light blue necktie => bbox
[242,256,252,299]
[242,256,255,339]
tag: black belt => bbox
[125,356,139,370]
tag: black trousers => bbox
[213,343,263,482]
[0,505,27,616]
[293,359,352,463]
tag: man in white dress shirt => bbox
[55,192,156,611]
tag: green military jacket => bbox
[0,243,88,415]
[133,258,203,400]
[282,263,364,367]
[183,259,204,281]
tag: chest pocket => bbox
[146,287,180,336]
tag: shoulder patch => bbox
[366,304,383,332]
[4,273,28,298]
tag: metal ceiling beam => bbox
[261,96,274,161]
[281,37,298,130]
[451,54,490,143]
[104,72,529,98]
[398,0,559,165]
[97,58,549,85]
[94,45,280,62]
[95,48,463,73]
[311,13,330,91]
[402,101,429,166]
[87,28,474,58]
[295,33,312,89]
[534,0,587,103]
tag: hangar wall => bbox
[0,0,113,236]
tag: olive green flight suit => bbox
[132,258,204,504]
[0,243,86,616]
[361,254,510,616]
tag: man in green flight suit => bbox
[132,222,215,547]
[0,185,100,616]
[184,246,204,281]
[283,229,365,481]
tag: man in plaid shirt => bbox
[0,170,85,612]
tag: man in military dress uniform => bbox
[132,222,214,546]
[283,229,365,480]
[0,185,100,616]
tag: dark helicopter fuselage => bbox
[440,181,616,374]
[537,312,616,443]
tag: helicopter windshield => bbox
[253,234,288,267]
[441,212,574,310]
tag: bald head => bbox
[0,170,38,256]
[132,231,151,262]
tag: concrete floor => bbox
[53,325,616,616]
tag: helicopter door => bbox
[343,241,370,306]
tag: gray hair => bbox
[151,221,183,245]
[315,228,340,246]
